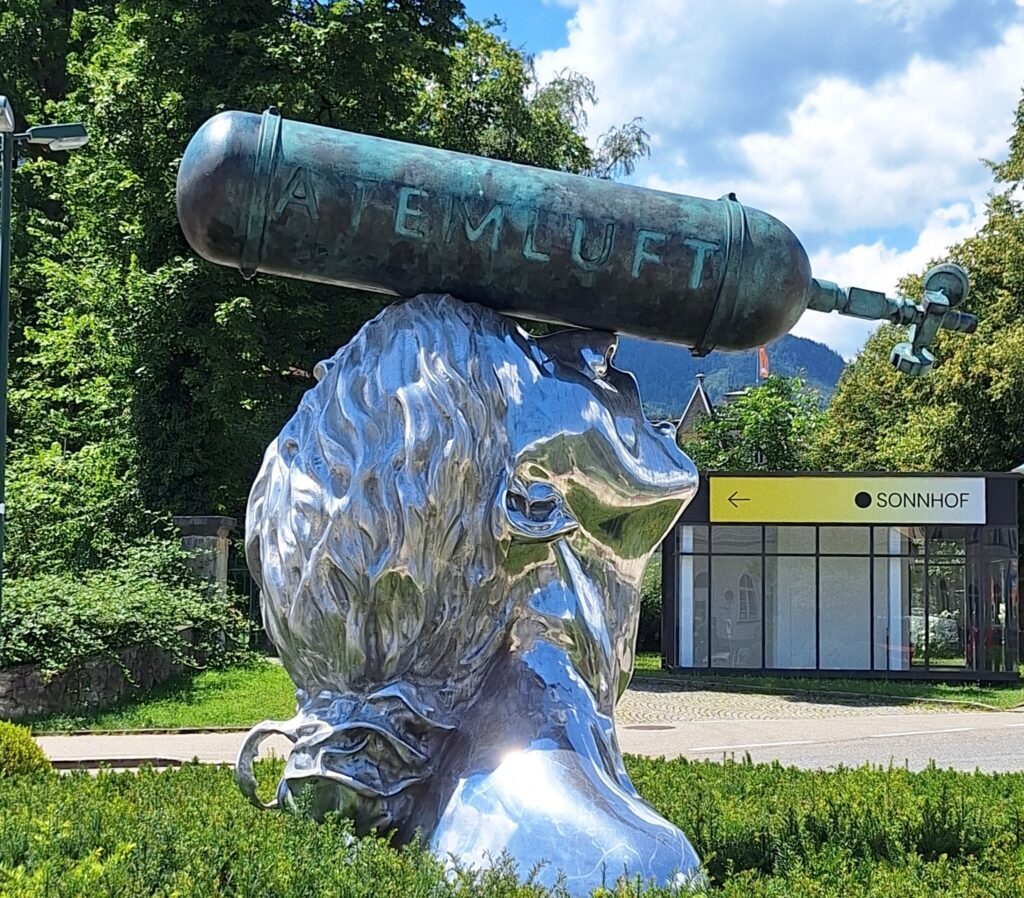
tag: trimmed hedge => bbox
[0,539,249,679]
[2,757,1024,896]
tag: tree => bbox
[0,2,649,573]
[813,89,1024,473]
[681,376,824,472]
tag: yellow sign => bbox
[709,476,986,524]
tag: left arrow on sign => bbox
[728,491,751,508]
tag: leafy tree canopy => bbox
[0,1,647,574]
[681,376,824,473]
[813,89,1024,473]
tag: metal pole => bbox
[0,131,13,621]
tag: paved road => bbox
[34,682,1024,774]
[617,710,1024,772]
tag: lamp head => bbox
[25,122,88,151]
[0,97,14,134]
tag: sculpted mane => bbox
[247,295,525,704]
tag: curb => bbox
[52,757,188,770]
[33,724,253,737]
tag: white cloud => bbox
[536,0,1024,356]
[643,25,1024,235]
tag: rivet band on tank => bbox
[694,193,747,356]
[240,106,283,279]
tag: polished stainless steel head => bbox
[238,294,701,893]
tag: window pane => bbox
[677,556,709,667]
[820,557,871,669]
[820,526,870,555]
[985,559,1012,672]
[765,556,816,669]
[927,561,967,668]
[872,527,925,556]
[711,526,761,554]
[710,555,762,668]
[874,557,911,670]
[765,526,816,554]
[985,527,1019,557]
[928,527,966,558]
[678,525,708,554]
[908,557,927,667]
[1007,559,1019,670]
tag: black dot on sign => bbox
[855,491,872,509]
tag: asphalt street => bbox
[616,709,1024,772]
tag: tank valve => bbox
[807,263,974,376]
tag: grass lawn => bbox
[633,651,1024,710]
[26,661,296,733]
[21,651,1024,734]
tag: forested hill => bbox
[616,334,846,418]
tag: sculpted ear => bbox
[503,479,578,542]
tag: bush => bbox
[0,722,51,777]
[637,557,662,653]
[5,756,1023,895]
[4,442,156,579]
[0,538,249,679]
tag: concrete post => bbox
[173,515,236,588]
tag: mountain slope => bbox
[615,334,845,418]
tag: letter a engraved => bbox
[273,167,320,222]
[395,187,429,240]
[683,238,719,289]
[572,218,615,272]
[631,229,667,278]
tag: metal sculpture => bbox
[236,295,700,892]
[175,107,978,894]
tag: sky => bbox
[463,0,1024,359]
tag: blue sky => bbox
[464,0,1024,358]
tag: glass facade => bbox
[673,523,1020,674]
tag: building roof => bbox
[677,373,714,439]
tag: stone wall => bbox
[0,629,196,722]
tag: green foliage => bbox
[4,759,1024,895]
[0,539,248,679]
[0,722,50,777]
[0,2,648,570]
[419,22,594,172]
[682,376,825,472]
[814,89,1024,471]
[5,443,154,578]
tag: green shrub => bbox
[0,722,51,777]
[0,538,249,679]
[4,442,156,579]
[4,757,1024,895]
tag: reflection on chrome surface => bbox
[237,295,701,893]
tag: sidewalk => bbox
[35,708,1024,773]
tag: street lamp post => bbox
[0,96,88,621]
